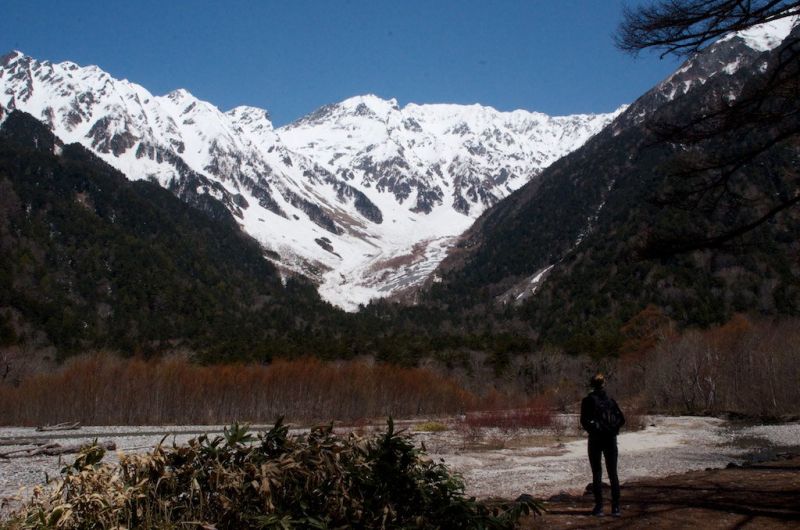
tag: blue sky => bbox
[2,1,682,126]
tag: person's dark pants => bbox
[588,434,620,508]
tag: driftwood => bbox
[0,437,49,447]
[36,421,81,432]
[0,440,115,459]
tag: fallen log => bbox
[35,421,81,432]
[0,440,115,459]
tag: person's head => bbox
[589,372,605,391]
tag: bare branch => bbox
[616,0,800,57]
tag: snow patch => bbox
[720,14,799,52]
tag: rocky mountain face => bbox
[280,96,615,216]
[0,52,618,309]
[428,17,800,350]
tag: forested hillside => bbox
[427,23,800,353]
[0,111,353,360]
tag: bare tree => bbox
[616,1,800,256]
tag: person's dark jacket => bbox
[580,389,625,437]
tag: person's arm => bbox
[580,396,593,433]
[615,400,625,429]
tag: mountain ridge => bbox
[0,51,618,309]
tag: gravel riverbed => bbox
[428,415,800,499]
[1,416,798,512]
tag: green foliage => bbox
[8,420,542,529]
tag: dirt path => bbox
[523,454,800,529]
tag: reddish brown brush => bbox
[464,395,554,431]
[0,354,478,426]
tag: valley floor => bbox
[1,416,799,518]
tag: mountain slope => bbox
[428,18,800,350]
[0,110,350,359]
[0,52,618,309]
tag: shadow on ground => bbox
[523,453,800,529]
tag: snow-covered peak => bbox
[226,105,276,145]
[620,12,798,119]
[166,88,193,101]
[281,92,620,217]
[160,89,218,118]
[287,94,401,129]
[338,94,400,115]
[226,105,272,124]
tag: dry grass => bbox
[414,420,449,432]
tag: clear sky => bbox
[1,1,682,126]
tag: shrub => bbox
[642,316,800,417]
[414,421,449,432]
[5,420,542,529]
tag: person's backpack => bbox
[592,394,623,435]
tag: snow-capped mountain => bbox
[0,51,618,309]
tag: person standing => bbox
[580,373,625,517]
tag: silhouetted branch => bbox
[616,0,800,58]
